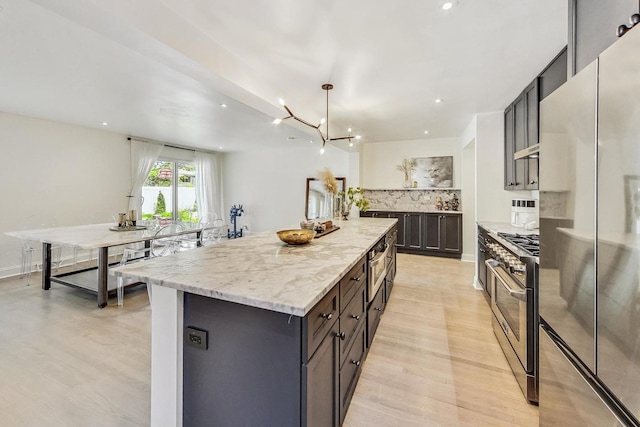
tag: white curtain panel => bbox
[195,150,222,222]
[128,139,163,215]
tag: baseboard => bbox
[461,253,474,263]
[472,275,483,290]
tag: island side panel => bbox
[183,293,303,427]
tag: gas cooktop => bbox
[497,233,540,257]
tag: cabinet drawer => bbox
[303,285,339,361]
[339,285,366,368]
[367,284,385,348]
[340,257,366,312]
[339,322,366,424]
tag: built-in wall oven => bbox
[368,238,389,302]
[485,233,538,404]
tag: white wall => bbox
[0,112,131,278]
[222,144,350,232]
[461,140,476,263]
[475,112,532,223]
[361,137,462,189]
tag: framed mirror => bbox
[305,177,346,220]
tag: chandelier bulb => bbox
[320,117,326,125]
[278,98,286,106]
[355,135,361,139]
[273,118,282,125]
[320,147,325,154]
[349,142,354,147]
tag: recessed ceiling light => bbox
[424,130,429,134]
[435,98,443,103]
[220,103,227,108]
[442,2,455,10]
[219,146,223,150]
[287,136,295,141]
[101,122,108,126]
[309,140,314,144]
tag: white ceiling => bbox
[0,0,567,152]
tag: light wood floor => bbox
[0,254,538,426]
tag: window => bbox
[141,160,198,223]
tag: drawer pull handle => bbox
[351,315,361,320]
[375,307,383,312]
[336,332,346,340]
[352,276,361,282]
[321,313,333,320]
[351,360,361,366]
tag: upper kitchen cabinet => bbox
[539,48,568,101]
[569,0,639,75]
[505,78,539,190]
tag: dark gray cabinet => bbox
[424,213,462,254]
[505,46,569,192]
[505,78,539,190]
[405,212,423,249]
[569,0,639,75]
[305,320,340,427]
[540,48,568,101]
[523,79,539,190]
[361,211,462,258]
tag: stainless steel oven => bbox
[487,260,531,370]
[368,239,389,302]
[485,234,538,404]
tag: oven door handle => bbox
[485,260,527,301]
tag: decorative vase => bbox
[323,192,334,220]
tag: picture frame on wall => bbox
[412,156,454,188]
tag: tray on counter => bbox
[314,225,340,238]
[109,226,147,232]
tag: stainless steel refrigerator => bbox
[538,25,640,426]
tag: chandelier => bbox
[273,83,361,154]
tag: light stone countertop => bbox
[112,217,397,317]
[368,209,462,214]
[477,221,538,236]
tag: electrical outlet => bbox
[185,327,208,350]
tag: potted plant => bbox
[338,187,369,219]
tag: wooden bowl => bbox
[277,229,316,245]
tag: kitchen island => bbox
[112,217,397,427]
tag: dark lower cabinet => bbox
[405,213,423,249]
[424,214,462,254]
[361,211,462,258]
[339,322,366,424]
[304,320,340,427]
[366,283,386,348]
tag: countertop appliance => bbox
[484,232,539,403]
[511,199,538,229]
[538,25,640,426]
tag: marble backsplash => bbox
[364,189,462,212]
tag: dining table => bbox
[5,222,211,308]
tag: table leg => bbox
[196,231,202,247]
[97,247,109,308]
[42,243,51,290]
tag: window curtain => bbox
[128,139,163,216]
[195,151,222,222]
